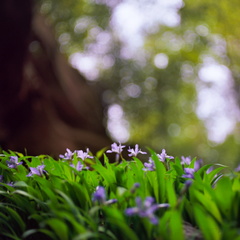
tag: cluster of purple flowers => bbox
[59,148,94,161]
[143,149,174,171]
[105,143,204,181]
[125,196,169,225]
[59,148,92,172]
[4,143,205,181]
[142,150,203,180]
[92,184,169,225]
[4,144,203,180]
[0,143,200,227]
[2,143,148,176]
[3,155,47,178]
[106,143,147,158]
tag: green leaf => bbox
[65,182,91,210]
[12,190,45,206]
[169,210,184,240]
[213,176,233,219]
[203,165,227,184]
[96,147,109,159]
[72,232,101,240]
[3,206,26,232]
[13,181,28,188]
[193,204,221,240]
[52,210,87,234]
[22,229,39,239]
[55,189,77,211]
[166,177,177,206]
[92,160,116,190]
[152,153,166,202]
[191,188,222,223]
[44,218,69,240]
[103,207,139,240]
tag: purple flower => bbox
[182,168,195,179]
[125,197,169,225]
[178,180,193,203]
[130,183,140,194]
[92,186,117,205]
[143,158,155,171]
[194,159,203,170]
[206,166,214,174]
[92,186,106,204]
[6,156,23,169]
[6,182,14,187]
[128,144,147,157]
[182,160,202,179]
[75,148,93,160]
[59,148,74,160]
[70,161,84,171]
[234,164,240,172]
[181,156,192,165]
[157,149,174,162]
[185,180,193,188]
[106,142,125,154]
[27,165,47,177]
[0,175,15,187]
[143,149,174,171]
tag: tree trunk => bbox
[0,0,112,157]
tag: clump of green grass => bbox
[0,143,240,240]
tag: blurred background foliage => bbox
[37,0,240,167]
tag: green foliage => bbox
[1,147,240,239]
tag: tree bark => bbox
[0,0,112,157]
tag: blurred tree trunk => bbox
[0,0,112,156]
